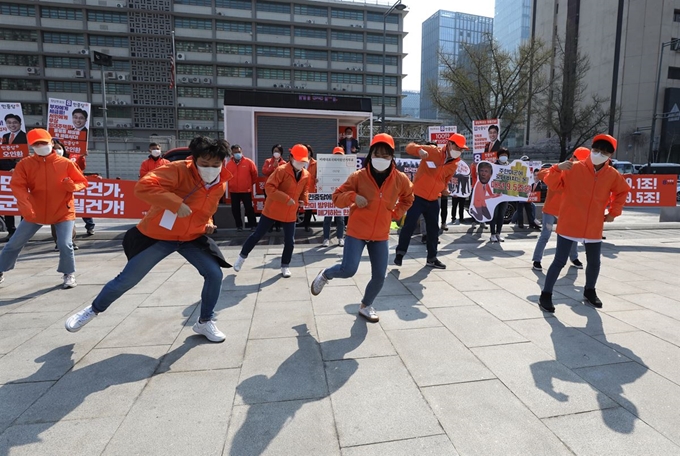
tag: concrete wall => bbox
[83,150,152,180]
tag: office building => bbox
[419,10,493,120]
[494,0,531,52]
[401,90,420,118]
[0,0,407,149]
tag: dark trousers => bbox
[451,197,466,222]
[240,214,295,266]
[543,235,601,293]
[440,195,448,225]
[303,209,314,228]
[3,215,16,233]
[515,202,536,226]
[490,201,508,235]
[396,195,440,260]
[230,192,257,229]
[82,218,95,230]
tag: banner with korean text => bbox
[428,126,457,147]
[472,119,501,163]
[305,154,356,216]
[47,98,91,156]
[623,174,677,207]
[0,103,29,160]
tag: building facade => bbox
[401,90,420,118]
[0,0,406,149]
[419,10,493,121]
[494,0,532,53]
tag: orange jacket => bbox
[262,157,287,176]
[139,156,170,178]
[333,166,414,241]
[10,152,88,224]
[68,153,86,172]
[262,163,310,222]
[225,156,257,194]
[405,143,459,201]
[135,159,233,241]
[544,158,630,239]
[307,158,317,193]
[537,168,563,216]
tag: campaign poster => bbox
[47,98,90,156]
[624,174,677,207]
[469,159,534,222]
[428,125,456,147]
[448,159,472,198]
[0,103,29,159]
[472,119,501,163]
[306,153,356,216]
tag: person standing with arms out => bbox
[0,129,88,287]
[301,144,317,233]
[65,137,233,342]
[394,133,465,269]
[339,127,360,154]
[531,147,590,270]
[321,147,347,247]
[234,144,310,278]
[489,148,511,243]
[538,134,630,313]
[226,144,258,232]
[311,133,414,322]
[139,142,169,178]
[262,144,287,232]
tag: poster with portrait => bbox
[469,159,535,222]
[47,98,90,156]
[472,119,501,163]
[428,125,457,147]
[0,103,29,160]
[448,159,472,198]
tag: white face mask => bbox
[498,155,508,164]
[55,148,64,156]
[448,147,462,159]
[291,159,307,170]
[273,152,281,159]
[33,144,53,156]
[371,157,391,172]
[590,151,609,166]
[345,134,353,139]
[197,165,221,183]
[150,149,161,158]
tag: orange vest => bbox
[405,143,459,201]
[262,163,310,222]
[139,156,170,178]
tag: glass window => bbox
[89,35,128,47]
[367,12,398,24]
[2,78,41,90]
[178,108,214,120]
[331,73,362,84]
[294,48,327,60]
[668,66,680,80]
[216,43,252,55]
[175,0,211,5]
[0,4,35,16]
[217,66,253,77]
[111,60,130,71]
[293,4,327,17]
[175,18,212,29]
[106,106,132,117]
[177,64,213,75]
[256,24,290,35]
[0,28,37,42]
[216,0,252,9]
[294,70,327,82]
[256,68,291,79]
[176,40,213,53]
[47,81,87,92]
[370,96,396,107]
[294,27,325,38]
[93,129,133,138]
[178,86,215,97]
[45,56,86,68]
[22,103,45,115]
[0,53,39,66]
[216,20,252,32]
[87,11,127,23]
[674,9,680,22]
[92,83,130,94]
[41,7,82,20]
[44,32,85,45]
[366,54,397,65]
[331,31,363,42]
[256,45,290,57]
[331,8,363,21]
[366,33,398,45]
[331,51,363,62]
[256,1,290,13]
[366,75,397,86]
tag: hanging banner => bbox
[47,98,91,156]
[305,153,356,216]
[623,174,677,207]
[428,126,457,147]
[472,119,501,163]
[448,159,472,198]
[0,103,29,160]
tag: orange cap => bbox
[448,133,469,150]
[332,146,345,155]
[27,128,52,145]
[573,147,590,161]
[289,144,309,162]
[592,134,617,152]
[370,133,395,150]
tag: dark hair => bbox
[478,162,493,172]
[189,136,230,161]
[72,108,88,119]
[305,144,314,158]
[149,142,159,149]
[52,138,67,153]
[488,125,499,133]
[497,147,510,158]
[271,144,283,154]
[425,141,438,146]
[344,127,353,133]
[231,144,242,151]
[592,139,615,154]
[4,113,21,123]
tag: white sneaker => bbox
[338,238,345,247]
[0,272,4,284]
[497,234,505,242]
[281,267,292,278]
[65,305,97,332]
[490,234,498,243]
[322,239,330,247]
[63,273,77,289]
[358,305,379,322]
[233,255,246,272]
[192,320,226,342]
[311,269,328,296]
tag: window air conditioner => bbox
[96,121,103,127]
[180,76,189,83]
[75,70,86,78]
[184,124,192,129]
[117,74,126,80]
[80,49,89,55]
[176,53,186,60]
[202,77,212,84]
[26,67,36,74]
[106,71,116,79]
[191,77,200,83]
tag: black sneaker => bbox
[426,258,446,269]
[571,259,584,269]
[394,254,403,266]
[532,261,542,270]
[420,236,427,244]
[539,292,555,313]
[583,288,603,308]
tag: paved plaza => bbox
[1,217,680,455]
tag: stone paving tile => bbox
[0,381,54,434]
[97,306,189,348]
[370,295,441,331]
[432,306,527,347]
[464,289,543,321]
[311,285,366,316]
[618,293,680,321]
[249,299,317,339]
[608,309,680,347]
[341,434,457,456]
[0,328,41,356]
[316,313,395,361]
[436,270,501,292]
[404,280,477,307]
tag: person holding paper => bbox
[322,147,347,247]
[65,137,234,342]
[0,129,88,288]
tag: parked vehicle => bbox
[637,163,680,176]
[163,147,191,162]
[610,159,634,174]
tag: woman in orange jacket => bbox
[310,133,414,322]
[539,134,631,313]
[234,144,310,278]
[65,137,234,343]
[0,129,88,288]
[262,144,287,232]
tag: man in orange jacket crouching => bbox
[0,129,88,288]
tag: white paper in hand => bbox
[159,209,177,230]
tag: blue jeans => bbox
[532,213,578,262]
[0,219,75,274]
[240,214,295,266]
[82,218,95,231]
[543,235,601,294]
[396,196,440,260]
[322,216,345,240]
[324,236,388,307]
[92,240,223,321]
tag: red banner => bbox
[624,174,677,207]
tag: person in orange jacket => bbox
[226,144,258,231]
[234,144,310,278]
[531,147,590,270]
[139,142,170,178]
[538,134,631,313]
[64,136,234,342]
[0,129,88,288]
[310,133,414,322]
[394,132,465,269]
[301,144,317,232]
[262,144,287,232]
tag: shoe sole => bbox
[582,299,602,309]
[426,264,446,269]
[571,264,584,269]
[358,311,379,323]
[282,273,291,278]
[539,304,555,313]
[64,320,82,332]
[192,324,226,343]
[63,283,77,289]
[311,271,326,296]
[532,267,542,271]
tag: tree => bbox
[428,33,552,144]
[533,39,613,162]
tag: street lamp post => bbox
[380,0,407,133]
[648,38,679,166]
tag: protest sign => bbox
[448,159,472,198]
[472,119,501,163]
[469,159,534,222]
[305,154,356,216]
[0,103,29,160]
[47,98,90,156]
[623,174,677,207]
[428,126,457,147]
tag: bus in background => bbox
[610,159,634,174]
